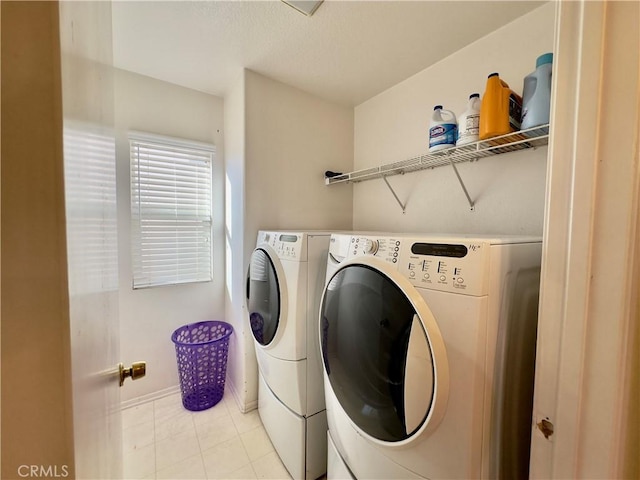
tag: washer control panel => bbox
[348,235,490,296]
[349,235,403,264]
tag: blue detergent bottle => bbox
[521,53,553,130]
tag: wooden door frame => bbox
[530,1,640,478]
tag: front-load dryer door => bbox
[320,259,449,447]
[247,248,282,347]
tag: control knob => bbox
[363,239,379,255]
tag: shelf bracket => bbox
[382,175,406,214]
[449,159,475,211]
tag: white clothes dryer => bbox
[247,231,331,480]
[321,233,542,480]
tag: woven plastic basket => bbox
[171,321,233,411]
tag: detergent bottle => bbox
[456,93,481,146]
[429,105,457,152]
[521,53,553,130]
[479,73,522,140]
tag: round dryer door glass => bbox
[320,264,436,442]
[247,249,280,346]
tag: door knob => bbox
[119,361,146,387]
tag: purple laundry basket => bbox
[171,321,233,411]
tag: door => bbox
[59,2,124,478]
[247,248,282,346]
[320,259,449,445]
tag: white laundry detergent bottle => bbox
[521,52,553,130]
[456,93,481,146]
[429,105,457,152]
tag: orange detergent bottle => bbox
[479,73,522,140]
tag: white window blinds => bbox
[130,133,214,288]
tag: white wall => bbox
[224,69,354,410]
[353,3,555,235]
[244,70,354,233]
[114,69,226,401]
[223,73,252,410]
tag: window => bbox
[130,132,214,288]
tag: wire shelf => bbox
[325,124,549,185]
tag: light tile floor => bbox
[122,391,292,480]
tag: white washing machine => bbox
[321,233,542,479]
[246,231,331,480]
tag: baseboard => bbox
[227,376,258,413]
[120,385,181,410]
[121,379,258,412]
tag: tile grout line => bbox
[221,399,251,479]
[152,400,157,480]
[133,392,289,480]
[236,425,258,479]
[190,407,208,479]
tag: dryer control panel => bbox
[348,235,491,296]
[258,231,306,260]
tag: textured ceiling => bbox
[112,1,545,107]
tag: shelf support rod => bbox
[449,159,475,211]
[382,175,406,214]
